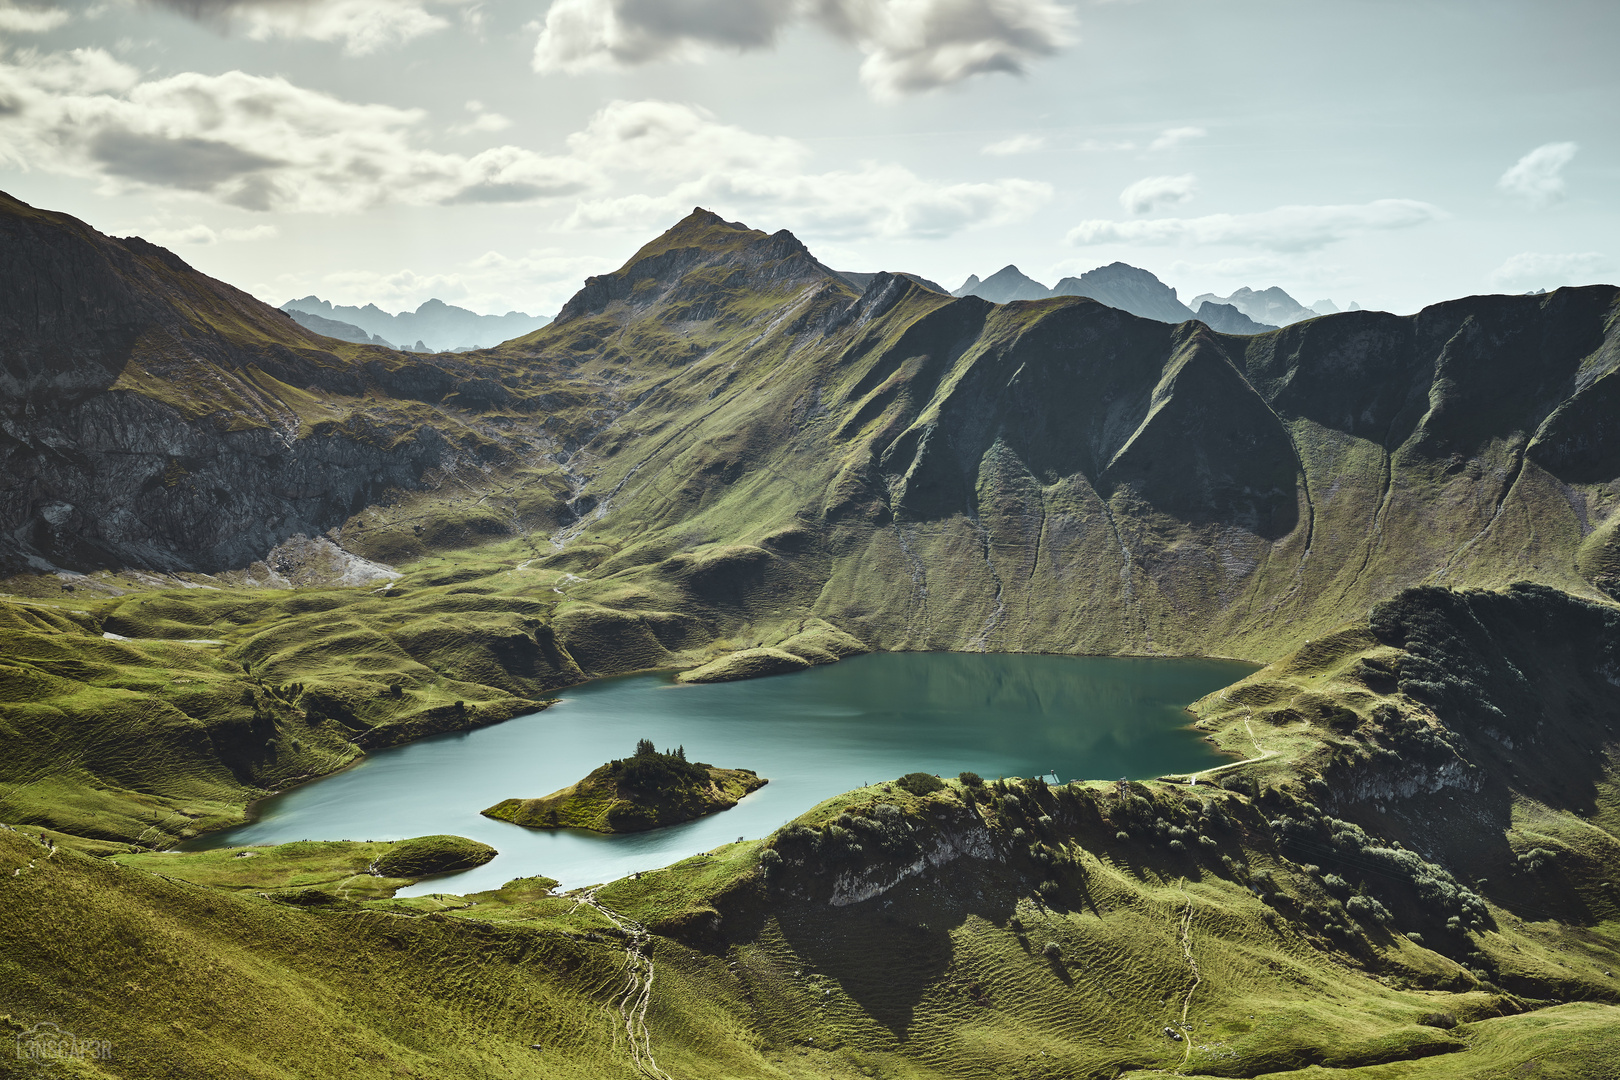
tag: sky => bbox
[0,0,1614,319]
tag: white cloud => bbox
[223,223,278,241]
[1167,254,1293,279]
[0,3,70,34]
[562,99,1051,240]
[1118,172,1195,214]
[1074,137,1134,152]
[0,48,596,212]
[1148,125,1204,151]
[146,223,220,246]
[139,221,280,246]
[982,133,1044,155]
[0,49,1045,240]
[532,0,1076,98]
[148,0,464,56]
[567,99,806,178]
[451,99,511,135]
[1497,141,1577,208]
[1488,251,1608,290]
[1068,199,1443,253]
[569,164,1051,241]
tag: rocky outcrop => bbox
[829,808,996,906]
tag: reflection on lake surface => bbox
[192,651,1253,892]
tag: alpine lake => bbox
[191,652,1256,893]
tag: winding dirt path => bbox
[1186,707,1281,784]
[575,887,671,1079]
[1175,881,1201,1071]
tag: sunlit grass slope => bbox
[4,583,1619,1078]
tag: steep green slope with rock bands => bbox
[476,210,1620,663]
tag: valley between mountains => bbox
[2,190,1618,1079]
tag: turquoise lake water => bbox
[192,651,1253,892]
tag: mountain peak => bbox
[1051,262,1197,323]
[550,211,844,328]
[953,264,1050,303]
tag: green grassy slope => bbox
[4,583,1619,1078]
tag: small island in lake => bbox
[482,739,767,833]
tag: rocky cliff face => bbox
[0,191,576,574]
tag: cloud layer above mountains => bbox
[0,0,1609,318]
[145,0,1077,97]
[1070,199,1445,254]
[0,48,1046,238]
[533,0,1075,97]
[0,48,593,212]
[147,0,471,55]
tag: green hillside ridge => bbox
[4,195,1620,1076]
[485,738,766,832]
[111,834,495,901]
[2,584,1618,1078]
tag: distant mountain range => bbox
[951,264,1356,333]
[1190,286,1361,326]
[281,296,551,352]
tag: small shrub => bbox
[1346,894,1392,923]
[1168,840,1187,853]
[898,772,944,797]
[1517,847,1556,873]
[1042,941,1063,960]
[1406,932,1424,945]
[758,848,783,877]
[958,771,984,787]
[1115,830,1130,841]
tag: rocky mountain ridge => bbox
[1192,284,1360,326]
[951,261,1205,326]
[8,194,1620,668]
[0,190,586,574]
